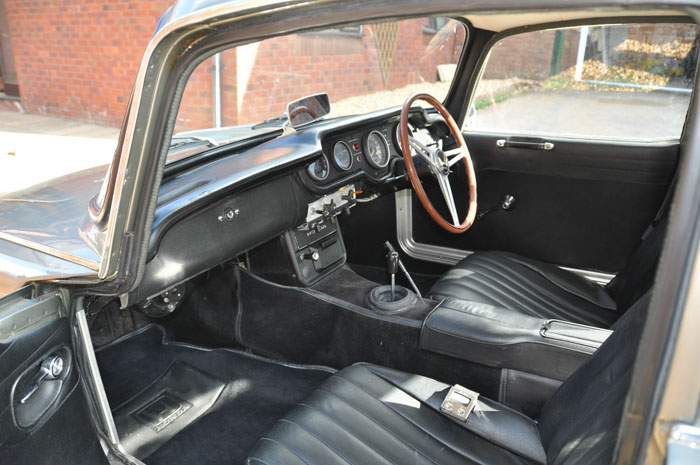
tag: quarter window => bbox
[465,23,699,141]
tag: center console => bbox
[283,185,356,285]
[420,298,612,381]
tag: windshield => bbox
[169,16,467,160]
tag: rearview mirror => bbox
[287,93,330,127]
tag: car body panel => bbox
[0,166,107,268]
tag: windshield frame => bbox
[165,15,470,164]
[94,6,475,294]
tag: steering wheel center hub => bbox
[435,149,450,175]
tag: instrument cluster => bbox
[306,123,401,186]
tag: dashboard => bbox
[130,106,448,306]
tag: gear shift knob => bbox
[387,251,399,275]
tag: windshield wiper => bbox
[169,135,217,149]
[251,114,288,129]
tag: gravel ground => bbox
[330,78,528,117]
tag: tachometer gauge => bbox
[332,141,353,171]
[307,154,330,181]
[364,130,390,168]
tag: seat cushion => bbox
[246,363,544,465]
[428,251,618,328]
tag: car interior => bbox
[8,7,696,465]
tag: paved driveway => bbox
[0,111,117,195]
[467,89,691,140]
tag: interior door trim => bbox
[395,189,614,284]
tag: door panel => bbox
[0,288,108,465]
[412,133,678,272]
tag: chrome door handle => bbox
[18,354,64,404]
[496,139,554,151]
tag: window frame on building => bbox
[0,0,19,98]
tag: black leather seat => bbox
[428,218,667,328]
[246,294,650,465]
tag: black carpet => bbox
[96,325,332,465]
[235,268,504,400]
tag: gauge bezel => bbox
[394,124,404,153]
[363,130,391,169]
[331,141,353,171]
[307,154,330,181]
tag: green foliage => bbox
[474,92,514,110]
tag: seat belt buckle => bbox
[440,384,479,422]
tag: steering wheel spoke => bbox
[444,147,467,167]
[436,173,460,226]
[408,136,437,169]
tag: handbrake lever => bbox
[384,242,422,298]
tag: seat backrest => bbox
[537,293,650,465]
[607,217,667,312]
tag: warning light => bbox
[353,143,360,151]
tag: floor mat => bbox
[96,325,333,465]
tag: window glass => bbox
[173,17,466,140]
[465,23,699,141]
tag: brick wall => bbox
[176,20,465,132]
[2,3,463,130]
[2,5,696,129]
[3,0,171,126]
[627,23,698,44]
[484,29,581,80]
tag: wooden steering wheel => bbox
[398,93,477,234]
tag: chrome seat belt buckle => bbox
[441,384,479,422]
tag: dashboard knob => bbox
[300,251,320,261]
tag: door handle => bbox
[18,354,64,404]
[497,139,554,151]
[477,194,517,221]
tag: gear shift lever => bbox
[384,242,422,298]
[387,251,399,301]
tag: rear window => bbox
[465,23,699,141]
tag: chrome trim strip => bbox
[0,232,100,271]
[75,307,120,444]
[395,189,614,284]
[75,306,146,465]
[396,189,472,265]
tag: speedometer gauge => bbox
[332,141,352,171]
[364,131,390,169]
[307,154,330,181]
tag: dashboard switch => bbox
[300,250,320,261]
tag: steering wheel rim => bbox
[399,93,477,234]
